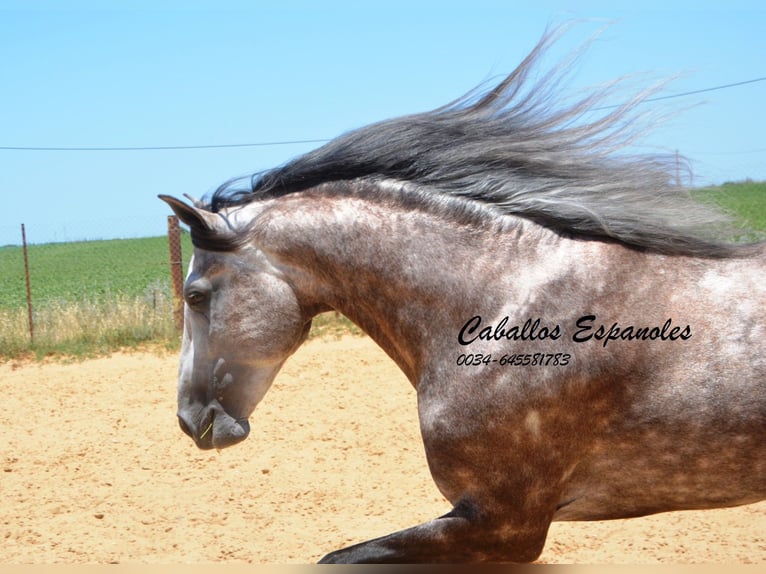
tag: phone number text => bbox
[456,352,572,367]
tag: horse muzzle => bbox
[177,400,250,450]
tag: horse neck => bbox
[255,189,574,384]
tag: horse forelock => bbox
[200,26,760,258]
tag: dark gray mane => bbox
[205,29,755,258]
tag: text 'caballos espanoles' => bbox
[458,315,692,348]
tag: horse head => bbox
[159,195,312,449]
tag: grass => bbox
[693,180,766,242]
[0,234,193,310]
[308,312,364,340]
[0,233,195,360]
[0,295,179,359]
[1,181,764,361]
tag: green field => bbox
[1,181,764,359]
[694,180,766,242]
[0,234,193,310]
[0,232,195,358]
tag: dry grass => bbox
[0,294,179,360]
[0,299,360,362]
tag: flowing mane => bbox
[202,29,754,257]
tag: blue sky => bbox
[1,0,764,245]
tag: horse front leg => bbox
[317,498,552,563]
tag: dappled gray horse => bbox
[161,30,765,563]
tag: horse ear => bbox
[158,194,217,232]
[159,194,244,251]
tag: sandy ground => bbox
[1,335,764,564]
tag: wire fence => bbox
[0,217,189,358]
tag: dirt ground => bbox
[1,335,764,564]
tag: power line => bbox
[690,147,766,156]
[1,76,764,152]
[0,138,330,152]
[591,76,766,110]
[644,76,766,103]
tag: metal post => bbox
[167,215,184,332]
[21,224,34,344]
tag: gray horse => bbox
[160,29,765,562]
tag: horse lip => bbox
[177,403,250,450]
[211,415,250,449]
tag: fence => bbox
[0,217,190,357]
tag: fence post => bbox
[21,223,34,344]
[167,216,184,333]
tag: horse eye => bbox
[185,290,207,307]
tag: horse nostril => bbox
[177,415,193,438]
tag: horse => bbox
[159,29,765,563]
